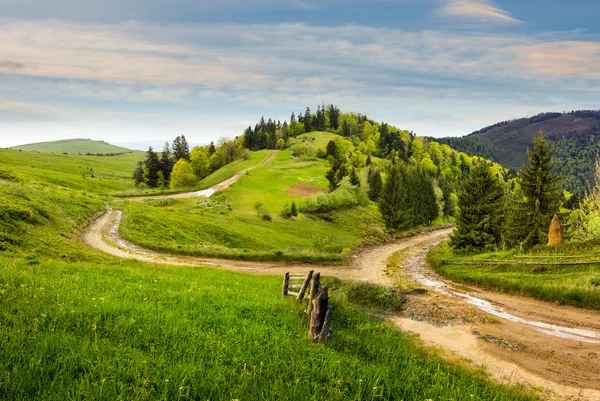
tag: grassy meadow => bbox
[428,242,600,310]
[117,150,385,262]
[10,138,132,155]
[0,143,539,400]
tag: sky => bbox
[1,0,600,148]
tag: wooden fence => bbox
[282,270,331,342]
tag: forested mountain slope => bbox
[434,111,600,194]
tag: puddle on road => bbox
[406,244,600,344]
[194,188,215,197]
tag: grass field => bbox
[10,138,132,155]
[0,149,143,193]
[0,146,538,400]
[288,131,338,150]
[428,241,600,310]
[117,150,385,261]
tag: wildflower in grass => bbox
[179,386,183,391]
[92,324,97,331]
[40,313,46,318]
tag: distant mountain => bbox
[11,138,133,155]
[434,111,600,195]
[112,140,205,151]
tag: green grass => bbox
[428,242,600,310]
[0,149,142,194]
[10,138,132,154]
[0,255,537,401]
[288,131,338,151]
[117,150,387,262]
[0,146,539,400]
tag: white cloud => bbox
[435,0,521,24]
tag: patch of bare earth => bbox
[283,182,327,197]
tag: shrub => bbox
[170,159,198,188]
[280,203,292,218]
[301,179,359,214]
[254,201,272,221]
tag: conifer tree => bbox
[160,141,174,182]
[505,132,562,247]
[209,141,216,155]
[290,202,298,217]
[450,162,506,253]
[132,161,144,185]
[367,168,382,201]
[173,135,190,161]
[378,162,406,230]
[143,147,161,188]
[349,167,361,187]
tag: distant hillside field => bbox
[434,111,600,194]
[11,138,133,155]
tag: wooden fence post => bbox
[309,286,330,342]
[282,272,289,297]
[307,272,320,315]
[296,270,314,303]
[318,305,333,342]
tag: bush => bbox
[254,201,272,221]
[280,203,292,218]
[170,159,198,188]
[301,180,359,213]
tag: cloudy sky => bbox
[1,0,599,148]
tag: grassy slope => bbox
[10,138,132,154]
[0,149,143,193]
[117,150,385,261]
[428,242,600,310]
[288,131,338,150]
[0,149,535,400]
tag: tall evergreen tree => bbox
[132,161,144,185]
[326,140,339,160]
[379,162,406,230]
[160,141,174,182]
[367,168,382,201]
[303,107,312,132]
[450,162,506,253]
[144,147,161,188]
[505,132,563,247]
[173,135,190,161]
[342,120,350,137]
[349,167,361,187]
[209,141,216,155]
[327,105,340,130]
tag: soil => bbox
[283,182,327,197]
[81,162,600,400]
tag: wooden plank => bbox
[288,291,300,296]
[282,272,289,297]
[296,270,314,303]
[307,272,320,315]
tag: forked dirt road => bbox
[82,150,600,400]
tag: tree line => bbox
[133,135,247,189]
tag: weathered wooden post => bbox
[319,305,333,342]
[282,272,289,297]
[307,272,321,314]
[309,286,331,342]
[296,270,314,302]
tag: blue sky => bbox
[1,0,600,148]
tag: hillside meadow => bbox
[428,242,600,310]
[0,145,539,400]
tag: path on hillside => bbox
[127,150,278,200]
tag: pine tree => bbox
[327,105,340,130]
[342,120,350,137]
[209,141,216,155]
[450,162,506,253]
[132,161,144,185]
[505,132,562,247]
[160,141,174,182]
[366,154,372,166]
[143,147,161,188]
[367,168,382,201]
[378,162,406,230]
[173,135,190,161]
[326,140,339,160]
[349,167,361,187]
[290,202,298,217]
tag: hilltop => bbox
[10,138,133,155]
[434,110,600,194]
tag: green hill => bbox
[11,138,133,155]
[433,110,600,194]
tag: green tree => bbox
[160,141,174,182]
[290,202,298,217]
[367,168,382,201]
[132,161,144,186]
[170,159,197,188]
[505,132,563,247]
[379,162,406,230]
[190,146,210,179]
[143,147,161,188]
[450,162,506,253]
[349,167,361,187]
[173,135,190,161]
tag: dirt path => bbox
[82,211,600,399]
[126,150,278,200]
